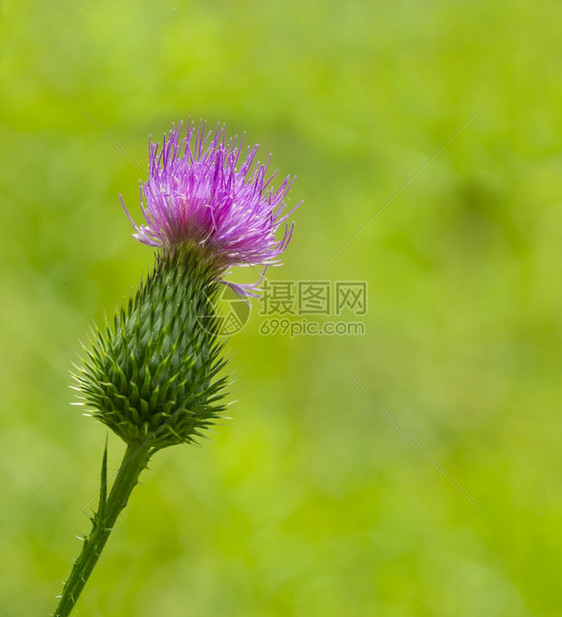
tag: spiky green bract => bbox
[73,247,228,451]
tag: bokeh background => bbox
[2,0,562,615]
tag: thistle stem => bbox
[53,441,152,617]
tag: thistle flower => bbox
[122,121,298,288]
[75,121,299,450]
[54,121,299,617]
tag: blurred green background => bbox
[1,0,562,615]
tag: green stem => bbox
[53,441,152,617]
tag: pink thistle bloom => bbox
[122,121,299,290]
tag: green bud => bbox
[73,248,228,450]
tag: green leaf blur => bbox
[1,0,561,615]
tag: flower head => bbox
[75,121,300,451]
[122,121,299,284]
